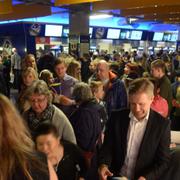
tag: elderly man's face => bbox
[29,93,48,114]
[129,92,153,121]
[97,63,109,81]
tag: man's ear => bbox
[150,95,154,103]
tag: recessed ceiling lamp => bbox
[128,17,139,24]
[90,13,113,19]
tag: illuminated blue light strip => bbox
[0,13,178,31]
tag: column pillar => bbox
[143,40,149,54]
[69,3,90,57]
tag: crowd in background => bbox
[0,47,180,179]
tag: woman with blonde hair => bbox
[0,94,57,180]
[90,81,104,103]
[17,67,38,113]
[67,60,81,81]
[22,54,38,72]
[39,69,75,106]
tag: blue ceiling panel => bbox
[1,1,180,32]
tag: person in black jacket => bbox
[98,78,170,180]
[37,53,56,73]
[35,123,87,180]
[70,82,103,180]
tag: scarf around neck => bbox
[27,104,55,135]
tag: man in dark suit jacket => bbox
[98,78,170,180]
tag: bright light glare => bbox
[129,18,138,24]
[90,14,113,19]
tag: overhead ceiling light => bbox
[89,14,113,19]
[170,12,180,14]
[128,17,139,24]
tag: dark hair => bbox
[34,123,59,141]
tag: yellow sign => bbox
[55,0,104,6]
[0,0,12,14]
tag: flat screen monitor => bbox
[62,28,69,37]
[170,34,178,42]
[163,33,171,41]
[107,28,120,39]
[94,27,107,39]
[153,32,164,41]
[89,27,93,38]
[130,30,143,40]
[45,24,63,37]
[120,30,131,39]
[89,27,93,34]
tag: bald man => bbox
[96,60,127,116]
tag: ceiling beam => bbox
[121,5,180,16]
[143,16,180,22]
[143,13,180,20]
[93,0,180,11]
[55,0,103,6]
[0,4,51,21]
[0,0,12,15]
[164,21,180,23]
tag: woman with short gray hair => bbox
[72,82,93,104]
[26,79,52,104]
[24,80,76,144]
[69,82,103,179]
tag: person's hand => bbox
[101,132,105,143]
[98,164,113,180]
[172,99,177,107]
[170,142,176,148]
[172,99,180,108]
[138,176,146,180]
[79,177,85,180]
[47,160,58,180]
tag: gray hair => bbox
[72,82,93,103]
[26,80,52,103]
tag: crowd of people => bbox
[0,48,180,180]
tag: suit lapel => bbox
[121,113,131,161]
